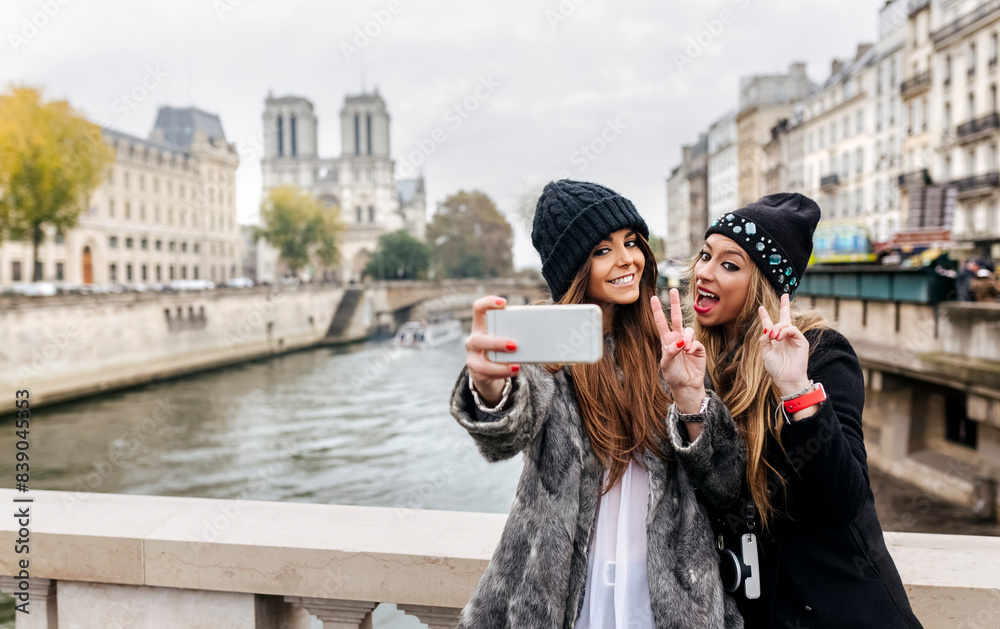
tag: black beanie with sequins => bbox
[704,192,822,297]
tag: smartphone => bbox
[486,304,603,364]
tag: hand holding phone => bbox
[465,295,521,407]
[485,305,603,364]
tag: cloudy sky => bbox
[2,0,882,269]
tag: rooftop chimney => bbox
[831,59,844,77]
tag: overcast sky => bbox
[1,0,882,269]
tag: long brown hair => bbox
[535,232,672,495]
[683,255,827,529]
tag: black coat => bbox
[708,328,923,629]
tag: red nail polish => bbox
[675,339,685,348]
[495,298,505,305]
[506,342,517,351]
[511,365,519,374]
[764,328,770,335]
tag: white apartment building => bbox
[666,163,691,262]
[0,107,242,286]
[708,112,739,218]
[927,0,1000,255]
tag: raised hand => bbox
[757,293,811,398]
[651,288,707,414]
[465,295,519,406]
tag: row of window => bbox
[107,236,236,257]
[7,261,63,282]
[817,182,900,218]
[942,84,1000,130]
[942,33,1000,85]
[103,199,234,232]
[106,263,237,282]
[106,168,233,208]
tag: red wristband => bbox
[783,382,827,414]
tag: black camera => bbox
[714,499,761,599]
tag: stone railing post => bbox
[397,603,463,629]
[283,596,376,629]
[0,577,57,629]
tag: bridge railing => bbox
[0,489,996,628]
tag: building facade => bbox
[708,112,739,219]
[259,90,427,282]
[666,162,690,262]
[736,62,814,207]
[0,107,242,286]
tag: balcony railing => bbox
[900,71,932,98]
[949,171,1000,194]
[956,112,1000,138]
[932,0,1000,45]
[820,173,841,189]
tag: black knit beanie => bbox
[531,179,649,301]
[704,192,822,297]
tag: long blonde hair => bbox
[683,256,827,529]
[536,233,672,495]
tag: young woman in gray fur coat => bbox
[448,179,746,628]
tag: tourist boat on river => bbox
[394,313,464,348]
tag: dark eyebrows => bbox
[599,230,636,244]
[703,241,747,263]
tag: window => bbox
[277,115,284,157]
[968,147,976,175]
[843,114,850,138]
[831,122,838,143]
[169,265,175,280]
[368,205,374,222]
[108,199,115,218]
[109,236,118,249]
[907,103,914,134]
[968,92,975,120]
[141,264,147,281]
[127,264,133,282]
[366,114,372,155]
[944,155,953,181]
[921,97,929,130]
[193,265,199,280]
[181,266,187,279]
[156,240,162,251]
[169,241,176,252]
[945,55,952,85]
[991,33,998,65]
[290,114,297,157]
[877,103,884,130]
[993,85,998,112]
[944,101,952,131]
[856,109,865,133]
[56,262,64,281]
[856,147,864,174]
[992,143,998,170]
[126,237,133,249]
[55,232,64,244]
[890,57,898,86]
[141,238,148,250]
[354,114,360,155]
[181,242,187,253]
[356,206,362,222]
[969,43,977,76]
[156,265,162,281]
[194,242,200,254]
[109,263,117,282]
[11,261,21,282]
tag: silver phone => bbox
[486,305,603,364]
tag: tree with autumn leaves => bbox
[254,186,345,279]
[426,190,513,279]
[0,86,115,280]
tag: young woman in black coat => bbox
[685,192,924,629]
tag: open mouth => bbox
[607,272,636,287]
[693,286,720,314]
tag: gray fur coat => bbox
[449,333,746,628]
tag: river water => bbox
[2,335,997,627]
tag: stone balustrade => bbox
[0,489,997,628]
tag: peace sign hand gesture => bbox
[651,288,707,414]
[757,293,812,398]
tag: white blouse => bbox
[573,456,657,628]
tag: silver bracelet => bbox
[470,373,513,413]
[780,380,815,401]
